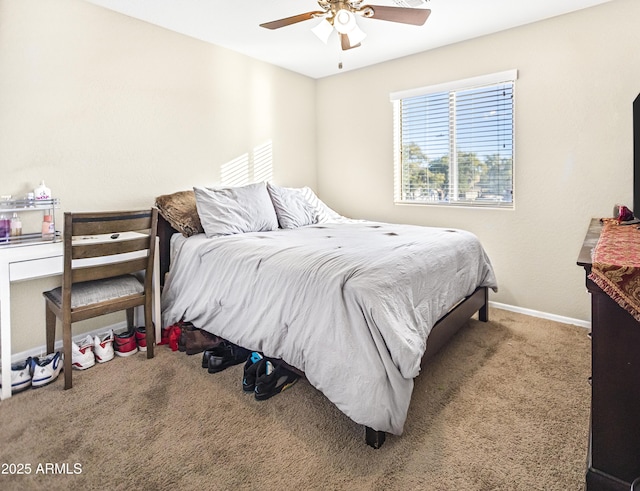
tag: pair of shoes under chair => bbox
[71,330,115,369]
[114,327,148,357]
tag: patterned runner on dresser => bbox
[589,218,640,322]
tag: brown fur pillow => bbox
[155,190,204,237]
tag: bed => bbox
[156,183,497,448]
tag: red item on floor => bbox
[168,325,182,352]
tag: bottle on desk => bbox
[42,214,55,240]
[10,213,22,237]
[34,181,51,201]
[0,214,9,242]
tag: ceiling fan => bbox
[260,0,431,51]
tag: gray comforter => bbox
[162,220,497,434]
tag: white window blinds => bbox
[391,70,517,208]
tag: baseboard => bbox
[490,301,591,329]
[9,320,130,364]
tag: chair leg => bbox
[126,308,134,330]
[62,318,73,390]
[45,303,56,355]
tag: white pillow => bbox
[194,182,279,237]
[299,187,342,223]
[267,183,316,229]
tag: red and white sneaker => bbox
[114,329,138,357]
[135,327,147,352]
[93,330,115,363]
[72,335,95,370]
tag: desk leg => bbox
[153,237,161,344]
[1,261,12,400]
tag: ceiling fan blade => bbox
[260,11,325,30]
[340,33,361,51]
[363,6,431,26]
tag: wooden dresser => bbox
[577,218,640,491]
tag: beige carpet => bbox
[0,308,590,491]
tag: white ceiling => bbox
[85,0,612,79]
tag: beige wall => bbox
[316,0,640,322]
[0,0,317,352]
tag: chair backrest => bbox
[62,209,158,294]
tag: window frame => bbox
[391,69,518,209]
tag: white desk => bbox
[0,237,161,400]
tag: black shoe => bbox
[202,347,217,369]
[242,352,264,392]
[254,359,299,401]
[207,342,251,374]
[201,342,231,369]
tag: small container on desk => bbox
[0,198,61,247]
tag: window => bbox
[391,70,517,208]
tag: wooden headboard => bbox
[157,212,179,289]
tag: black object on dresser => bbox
[577,219,640,491]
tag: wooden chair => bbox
[43,208,158,389]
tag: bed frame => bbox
[156,213,489,449]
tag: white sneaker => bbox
[30,352,63,388]
[72,334,95,370]
[94,330,115,363]
[0,357,33,393]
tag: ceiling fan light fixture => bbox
[346,23,367,46]
[260,1,433,55]
[334,9,356,34]
[311,18,333,44]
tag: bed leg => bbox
[365,427,386,449]
[479,287,489,322]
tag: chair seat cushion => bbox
[45,274,144,309]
